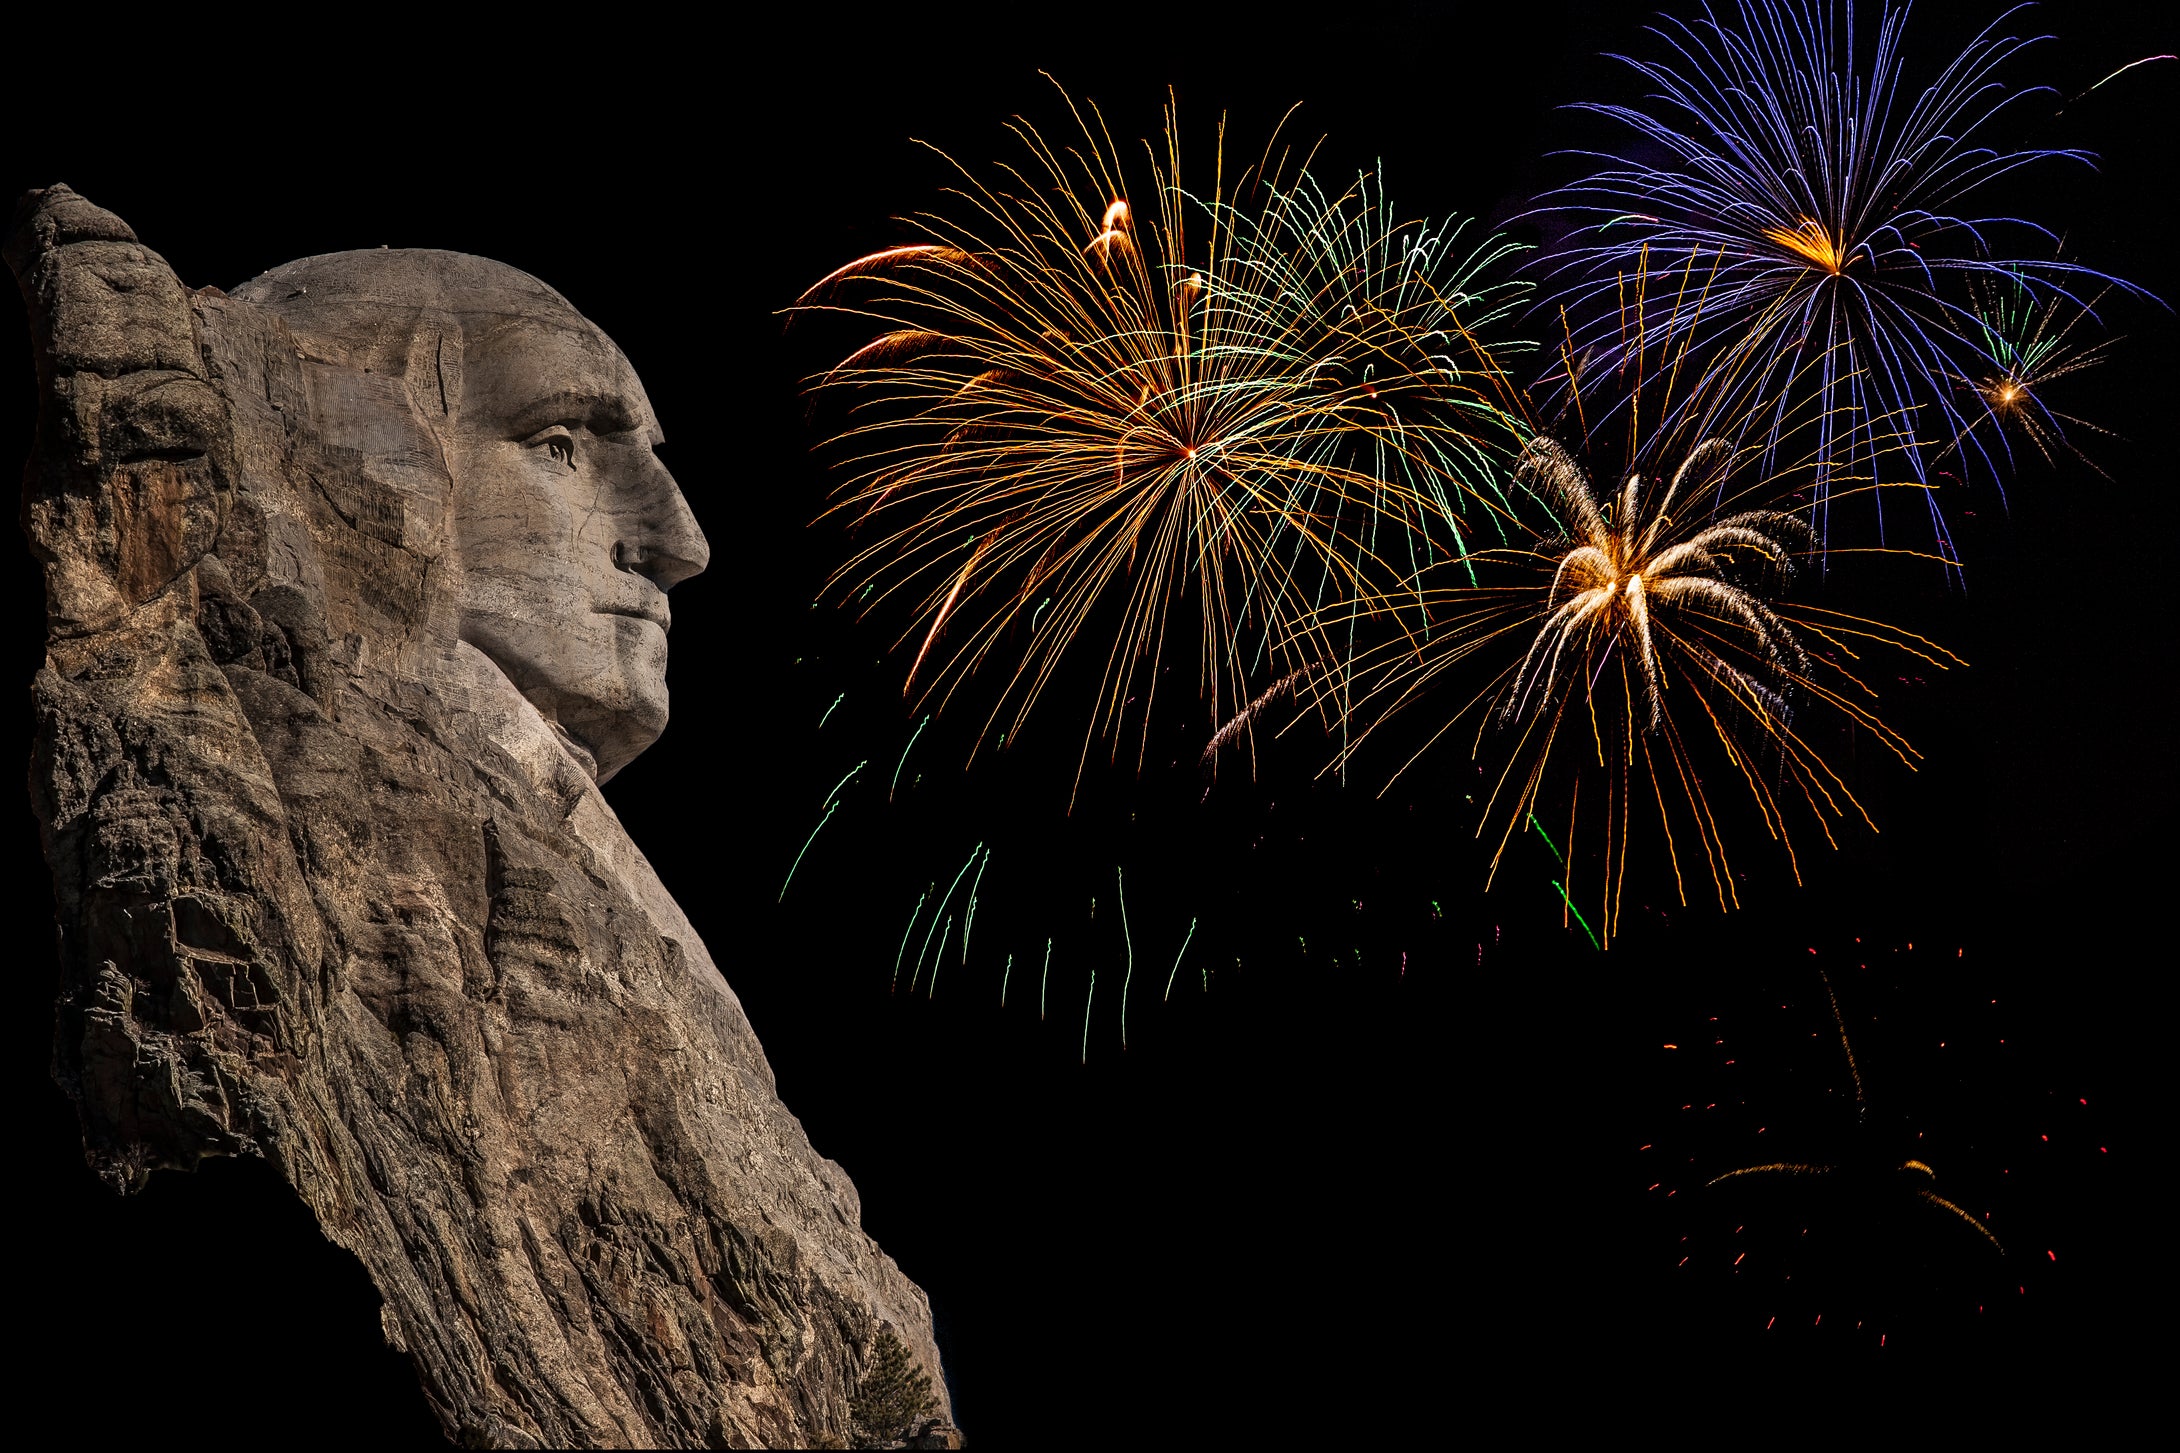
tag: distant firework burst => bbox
[1332,424,1961,945]
[795,83,1531,785]
[1709,969,2008,1257]
[1942,271,2120,477]
[1532,0,2133,557]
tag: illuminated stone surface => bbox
[9,185,949,1449]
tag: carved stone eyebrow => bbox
[505,388,643,440]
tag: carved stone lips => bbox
[597,589,671,632]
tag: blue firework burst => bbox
[1530,0,2134,564]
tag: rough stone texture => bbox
[10,185,951,1449]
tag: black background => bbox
[6,2,2172,1439]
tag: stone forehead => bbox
[233,248,582,321]
[231,249,626,395]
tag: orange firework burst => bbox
[1328,415,1960,943]
[1311,251,1966,940]
[794,82,1532,785]
[1710,970,2005,1257]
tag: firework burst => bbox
[795,84,1531,787]
[1532,0,2132,558]
[1331,421,1960,944]
[1499,435,1810,737]
[1942,272,2120,476]
[1710,969,2006,1257]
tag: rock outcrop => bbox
[9,184,948,1449]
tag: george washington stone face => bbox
[12,187,949,1447]
[234,250,709,781]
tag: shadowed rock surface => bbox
[9,184,952,1449]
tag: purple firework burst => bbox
[1529,0,2136,565]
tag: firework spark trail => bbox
[778,804,836,903]
[1001,952,1013,1007]
[1529,0,2142,551]
[928,916,953,998]
[2057,53,2176,112]
[1552,879,1602,951]
[1082,968,1097,1065]
[1163,917,1199,1001]
[1041,937,1053,1019]
[905,535,990,698]
[1117,866,1135,1049]
[911,842,982,994]
[962,845,991,964]
[893,885,931,991]
[819,760,867,807]
[1918,1190,2008,1252]
[1710,1163,1833,1184]
[779,761,866,901]
[1819,967,1867,1119]
[796,80,1535,786]
[891,715,930,800]
[819,692,845,729]
[1200,664,1316,768]
[801,244,972,296]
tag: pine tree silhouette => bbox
[849,1327,938,1448]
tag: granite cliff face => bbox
[9,185,951,1449]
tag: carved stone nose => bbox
[613,504,707,590]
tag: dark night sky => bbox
[5,3,2172,1438]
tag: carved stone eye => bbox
[547,436,575,467]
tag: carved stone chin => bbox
[10,185,952,1449]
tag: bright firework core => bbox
[1762,219,1850,275]
[1505,437,1808,736]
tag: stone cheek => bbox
[9,186,949,1449]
